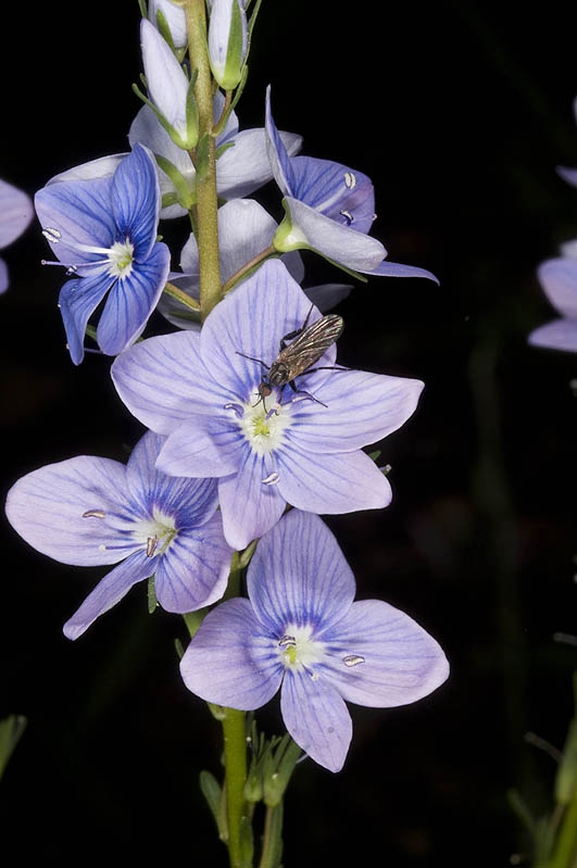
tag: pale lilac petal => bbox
[537,257,577,318]
[275,448,392,514]
[248,510,355,631]
[179,598,283,708]
[156,420,239,477]
[281,197,386,272]
[323,599,449,707]
[63,552,154,640]
[280,671,352,773]
[370,259,439,282]
[111,331,214,434]
[155,513,232,611]
[45,154,125,184]
[5,456,130,565]
[218,453,287,549]
[0,179,33,248]
[218,128,302,200]
[288,370,424,453]
[528,318,577,352]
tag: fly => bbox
[237,305,345,409]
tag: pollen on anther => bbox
[344,172,356,189]
[343,654,365,667]
[82,509,106,519]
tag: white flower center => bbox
[277,624,326,679]
[238,388,292,456]
[107,239,135,278]
[132,507,177,557]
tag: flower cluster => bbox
[530,96,577,353]
[5,0,448,774]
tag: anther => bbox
[82,509,106,519]
[146,535,159,557]
[343,654,365,667]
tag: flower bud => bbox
[208,0,248,91]
[140,18,199,150]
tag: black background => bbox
[1,2,577,866]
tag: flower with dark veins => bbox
[111,259,425,550]
[5,431,233,639]
[35,143,170,364]
[180,510,449,772]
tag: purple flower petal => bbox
[217,452,287,549]
[322,599,450,707]
[35,177,115,267]
[282,369,424,453]
[280,670,352,773]
[96,241,170,356]
[275,447,392,514]
[111,143,162,258]
[537,257,577,318]
[63,551,154,640]
[155,512,232,611]
[5,455,132,565]
[371,259,439,283]
[280,197,386,273]
[179,598,284,708]
[528,318,577,352]
[59,273,112,365]
[248,510,356,631]
[111,331,212,434]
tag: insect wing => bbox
[277,314,344,380]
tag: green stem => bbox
[222,707,249,868]
[163,281,201,311]
[183,0,222,321]
[258,803,283,868]
[221,245,276,296]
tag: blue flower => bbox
[179,509,449,772]
[265,87,437,283]
[0,178,33,293]
[34,143,171,364]
[5,431,233,639]
[111,259,424,550]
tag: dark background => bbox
[1,1,577,865]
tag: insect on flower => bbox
[237,304,345,409]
